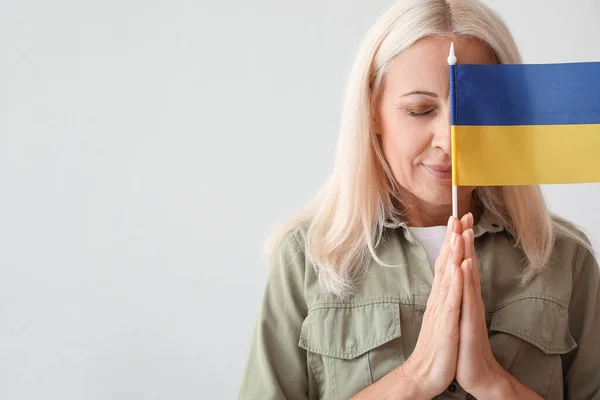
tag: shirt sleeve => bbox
[238,232,312,400]
[563,243,600,400]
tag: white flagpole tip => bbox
[447,42,457,65]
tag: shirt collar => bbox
[383,206,505,237]
[473,206,505,237]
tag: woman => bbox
[239,0,600,399]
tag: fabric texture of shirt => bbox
[239,208,600,400]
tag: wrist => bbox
[396,363,432,400]
[468,367,514,400]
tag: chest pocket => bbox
[489,297,577,399]
[298,301,404,400]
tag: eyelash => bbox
[408,110,434,118]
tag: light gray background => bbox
[1,0,599,399]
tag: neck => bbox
[400,191,479,227]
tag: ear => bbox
[372,112,382,135]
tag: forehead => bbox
[384,35,497,98]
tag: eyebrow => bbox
[401,90,438,98]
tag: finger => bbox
[453,214,464,235]
[462,228,476,260]
[443,264,463,330]
[460,258,477,322]
[460,212,470,233]
[462,228,482,296]
[431,216,456,305]
[448,226,464,270]
[460,258,474,310]
[433,216,455,280]
[439,230,464,306]
[461,258,487,331]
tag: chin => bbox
[412,186,453,206]
[398,176,458,205]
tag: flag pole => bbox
[448,43,458,219]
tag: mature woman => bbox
[239,0,600,399]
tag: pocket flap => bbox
[298,302,401,360]
[490,297,577,354]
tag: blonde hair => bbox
[266,0,592,297]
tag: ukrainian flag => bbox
[450,62,600,186]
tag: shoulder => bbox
[550,213,596,276]
[266,224,318,301]
[551,213,590,244]
[490,214,597,307]
[270,224,308,270]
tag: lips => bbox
[426,164,451,172]
[423,164,452,180]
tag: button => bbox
[448,383,457,393]
[346,338,356,347]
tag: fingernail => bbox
[451,232,457,246]
[451,264,456,276]
[468,212,473,225]
[447,216,453,233]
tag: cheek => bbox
[379,130,430,189]
[380,127,429,166]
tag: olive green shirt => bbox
[239,211,600,399]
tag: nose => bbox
[431,106,452,155]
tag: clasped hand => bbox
[400,214,506,398]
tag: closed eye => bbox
[408,109,434,118]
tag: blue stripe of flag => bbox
[455,62,600,126]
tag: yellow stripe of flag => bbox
[453,124,600,186]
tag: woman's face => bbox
[374,36,496,209]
